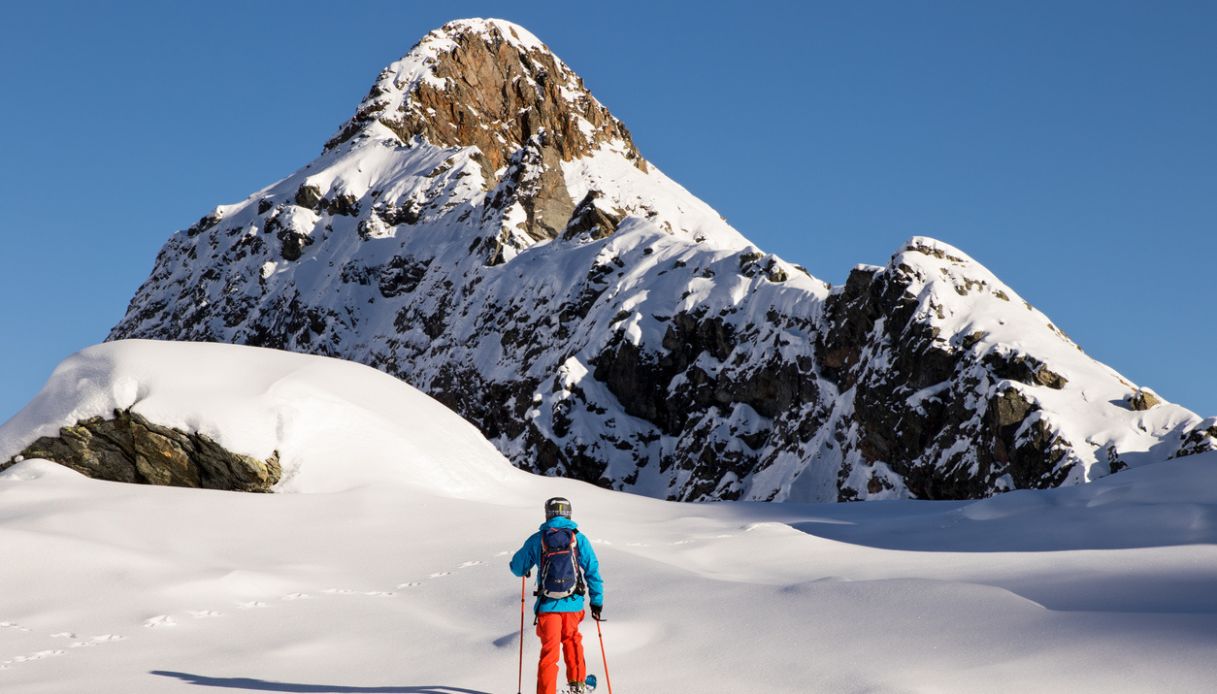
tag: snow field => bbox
[1,341,1215,692]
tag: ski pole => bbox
[595,615,613,694]
[517,575,526,694]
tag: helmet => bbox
[545,497,572,520]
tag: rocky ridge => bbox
[108,18,1214,501]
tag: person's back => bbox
[510,497,604,694]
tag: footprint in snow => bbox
[0,621,30,632]
[363,591,395,597]
[50,632,77,639]
[281,593,311,601]
[143,615,177,628]
[428,571,451,578]
[69,634,125,648]
[457,560,484,569]
[396,582,421,589]
[8,649,65,663]
[494,550,511,557]
[236,601,269,609]
[322,588,356,595]
[188,610,223,619]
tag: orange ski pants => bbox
[536,610,586,694]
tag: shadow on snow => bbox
[150,671,490,694]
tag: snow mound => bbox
[0,340,528,497]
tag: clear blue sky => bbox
[1,1,1213,423]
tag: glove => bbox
[523,570,531,578]
[591,604,603,621]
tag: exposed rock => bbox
[186,210,222,238]
[278,230,311,262]
[983,350,1068,390]
[265,211,312,261]
[1171,419,1217,459]
[374,200,421,226]
[2,409,280,492]
[1127,388,1162,411]
[486,138,576,244]
[325,192,361,216]
[294,184,323,210]
[378,256,431,298]
[738,251,789,283]
[325,20,645,174]
[563,191,623,240]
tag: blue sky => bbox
[1,0,1213,422]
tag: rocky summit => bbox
[109,18,1215,502]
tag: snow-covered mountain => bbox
[108,18,1215,502]
[1,340,1215,693]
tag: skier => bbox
[510,497,605,694]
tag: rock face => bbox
[108,19,1209,502]
[2,409,281,492]
[1172,419,1217,459]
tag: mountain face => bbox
[109,18,1215,502]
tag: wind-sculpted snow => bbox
[109,18,1214,501]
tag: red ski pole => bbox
[517,575,527,694]
[595,615,613,694]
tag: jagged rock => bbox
[983,351,1068,390]
[294,184,323,210]
[738,251,789,283]
[486,139,575,244]
[324,19,645,174]
[186,210,222,237]
[1171,419,1217,459]
[278,230,311,262]
[2,409,280,492]
[326,192,361,216]
[564,191,623,240]
[374,200,420,226]
[378,256,431,298]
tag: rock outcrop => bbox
[106,19,1209,502]
[1172,419,1217,459]
[2,409,281,492]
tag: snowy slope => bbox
[108,18,1215,502]
[1,341,1216,693]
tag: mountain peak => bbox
[110,21,1210,505]
[324,18,644,176]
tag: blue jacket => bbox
[510,517,604,614]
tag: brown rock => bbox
[1127,388,1162,411]
[326,21,646,177]
[1,409,280,492]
